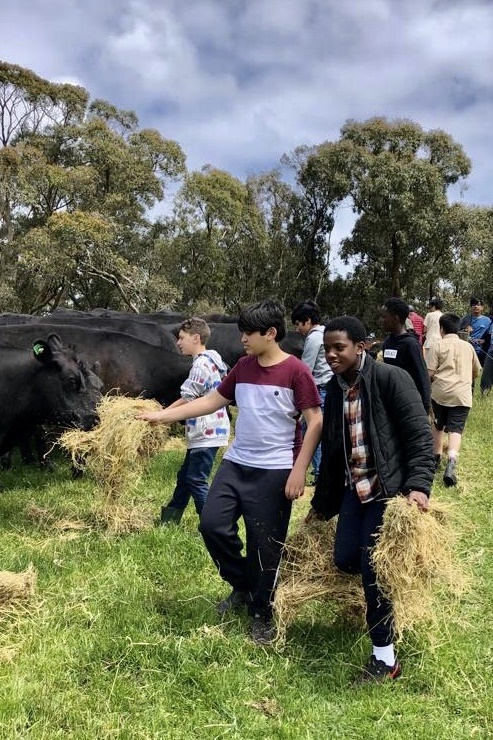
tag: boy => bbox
[309,316,434,683]
[423,297,444,363]
[159,317,230,525]
[380,297,431,412]
[427,312,481,486]
[291,299,332,484]
[459,297,492,367]
[137,299,323,643]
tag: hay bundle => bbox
[372,496,467,640]
[59,396,169,533]
[274,517,365,642]
[275,497,467,644]
[0,564,36,606]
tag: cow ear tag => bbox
[33,342,45,356]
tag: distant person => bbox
[309,315,434,683]
[159,317,230,525]
[423,297,444,363]
[137,299,323,644]
[291,300,332,485]
[459,297,492,367]
[427,313,481,486]
[480,320,493,395]
[408,305,425,344]
[379,297,431,412]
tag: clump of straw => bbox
[372,496,468,641]
[275,497,468,645]
[58,396,169,533]
[274,518,365,643]
[0,564,36,607]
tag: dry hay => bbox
[0,564,36,607]
[58,396,169,534]
[372,496,468,641]
[274,497,468,645]
[274,517,365,643]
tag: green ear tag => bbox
[33,342,45,356]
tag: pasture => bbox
[0,398,492,739]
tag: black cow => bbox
[0,323,192,406]
[0,334,101,458]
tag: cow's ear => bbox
[32,340,53,364]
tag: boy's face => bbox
[176,330,199,356]
[241,328,274,355]
[324,330,364,376]
[471,302,483,317]
[293,319,313,337]
[379,307,399,333]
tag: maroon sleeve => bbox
[292,359,322,411]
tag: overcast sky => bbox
[2,0,492,270]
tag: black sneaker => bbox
[217,589,248,615]
[443,458,457,487]
[354,655,402,684]
[251,614,276,645]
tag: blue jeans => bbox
[302,387,326,479]
[167,447,219,514]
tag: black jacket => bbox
[382,331,431,412]
[311,354,435,520]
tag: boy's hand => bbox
[135,411,168,424]
[406,490,429,511]
[285,469,306,500]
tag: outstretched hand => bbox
[135,411,168,424]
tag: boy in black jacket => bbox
[380,297,431,412]
[309,316,434,683]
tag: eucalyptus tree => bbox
[305,118,471,300]
[0,61,186,312]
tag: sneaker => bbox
[159,506,184,526]
[443,458,457,487]
[217,589,248,615]
[354,655,402,684]
[251,614,276,645]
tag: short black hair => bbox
[429,297,443,310]
[324,316,366,343]
[291,299,321,325]
[439,313,460,335]
[470,296,483,306]
[238,298,287,341]
[384,297,410,322]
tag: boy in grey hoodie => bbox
[160,317,230,524]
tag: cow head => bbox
[32,334,102,431]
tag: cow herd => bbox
[0,308,304,471]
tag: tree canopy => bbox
[1,61,492,323]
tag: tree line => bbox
[1,60,492,329]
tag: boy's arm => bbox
[285,406,323,500]
[136,390,230,424]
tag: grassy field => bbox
[0,396,492,740]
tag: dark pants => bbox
[334,487,394,647]
[481,353,493,394]
[199,460,292,618]
[167,447,219,515]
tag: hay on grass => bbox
[0,564,36,606]
[275,497,468,644]
[58,396,169,533]
[274,518,365,643]
[372,496,468,641]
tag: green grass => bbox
[1,398,493,740]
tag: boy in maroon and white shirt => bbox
[137,299,322,643]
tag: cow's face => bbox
[32,334,102,430]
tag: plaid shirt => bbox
[343,376,380,504]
